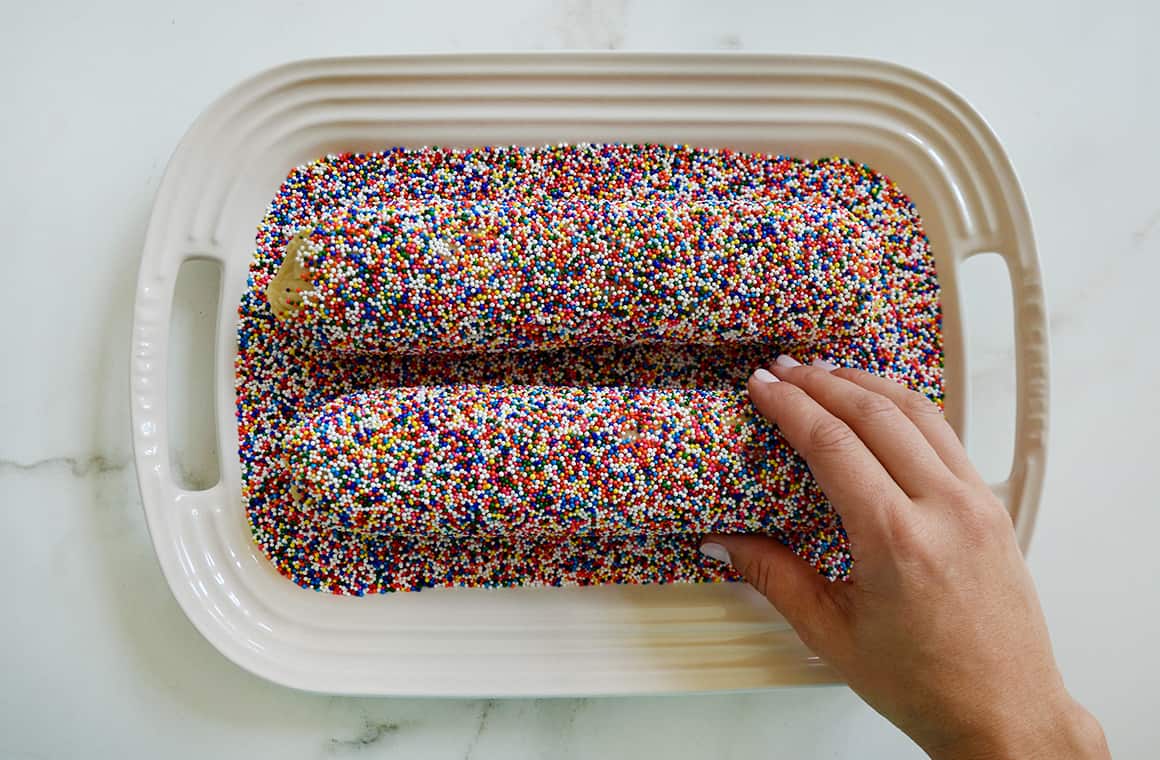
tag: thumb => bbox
[702,534,835,635]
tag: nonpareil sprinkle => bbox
[234,143,942,595]
[284,384,825,538]
[269,198,883,353]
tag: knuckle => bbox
[883,505,924,551]
[942,481,975,508]
[901,389,942,419]
[799,365,831,381]
[948,484,1014,541]
[979,496,1016,534]
[852,392,899,421]
[737,553,777,599]
[806,417,858,455]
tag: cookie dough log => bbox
[282,384,831,538]
[266,198,883,354]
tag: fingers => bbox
[747,370,907,540]
[829,366,983,485]
[768,362,957,498]
[702,534,841,639]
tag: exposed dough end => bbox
[266,227,314,320]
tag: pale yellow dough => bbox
[266,227,313,319]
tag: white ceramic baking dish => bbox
[131,53,1048,696]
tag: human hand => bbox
[701,356,1108,760]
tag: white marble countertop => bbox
[2,1,1156,757]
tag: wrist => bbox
[928,694,1108,760]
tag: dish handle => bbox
[130,239,230,536]
[961,228,1050,554]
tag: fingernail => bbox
[774,354,801,368]
[811,358,838,371]
[699,542,732,565]
[751,367,779,384]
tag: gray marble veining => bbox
[1,0,1156,758]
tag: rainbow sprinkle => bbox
[278,198,882,353]
[284,385,823,537]
[235,144,942,595]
